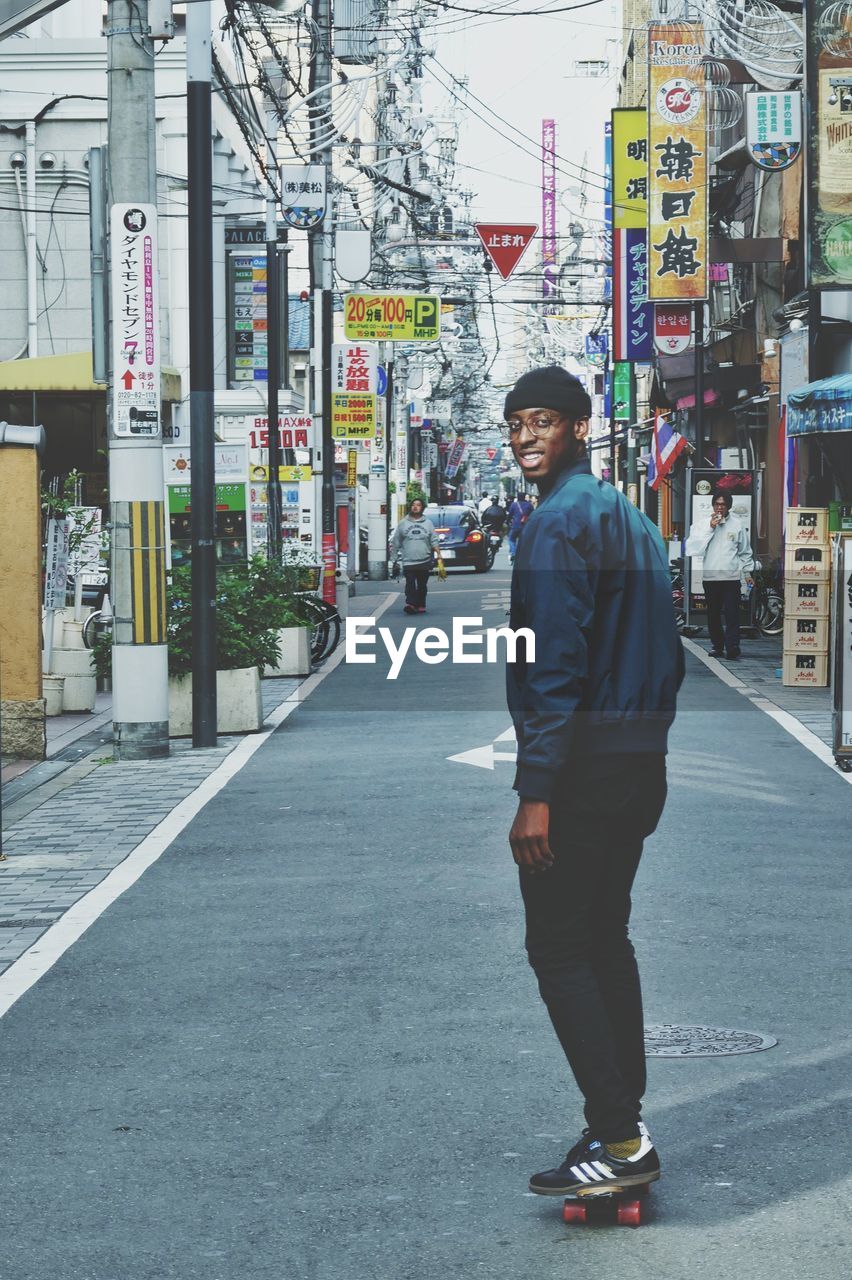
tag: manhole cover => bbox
[644,1024,777,1057]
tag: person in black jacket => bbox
[503,365,683,1198]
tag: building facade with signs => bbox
[0,2,266,509]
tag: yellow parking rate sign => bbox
[343,293,441,341]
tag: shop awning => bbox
[787,375,852,436]
[0,351,182,401]
[0,351,100,393]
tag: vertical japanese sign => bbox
[331,341,378,438]
[648,23,708,301]
[603,121,613,305]
[613,108,648,229]
[280,164,327,230]
[332,342,378,394]
[746,91,802,170]
[613,362,632,421]
[613,108,653,361]
[445,437,466,478]
[806,0,852,285]
[229,254,268,384]
[43,517,70,610]
[110,203,161,436]
[541,119,558,298]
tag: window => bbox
[572,59,609,77]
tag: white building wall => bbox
[0,32,263,391]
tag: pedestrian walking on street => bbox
[389,498,443,614]
[507,492,533,562]
[685,491,755,659]
[503,364,684,1198]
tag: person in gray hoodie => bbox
[389,498,443,613]
[685,490,755,659]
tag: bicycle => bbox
[82,607,111,650]
[82,575,344,666]
[751,563,784,636]
[294,591,342,664]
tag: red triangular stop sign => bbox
[486,447,497,460]
[474,223,538,281]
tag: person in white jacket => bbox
[685,491,755,659]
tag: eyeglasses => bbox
[502,413,567,440]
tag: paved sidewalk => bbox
[0,590,393,977]
[689,630,833,747]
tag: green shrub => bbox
[92,554,314,680]
[167,563,281,677]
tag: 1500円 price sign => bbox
[343,293,440,341]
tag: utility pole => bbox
[265,84,282,561]
[106,0,169,760]
[694,300,704,469]
[309,0,337,604]
[367,342,389,579]
[185,0,217,747]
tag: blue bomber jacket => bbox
[506,457,684,802]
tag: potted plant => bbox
[247,552,314,678]
[166,563,281,736]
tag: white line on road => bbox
[0,593,398,1022]
[682,636,852,788]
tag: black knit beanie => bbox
[504,365,592,421]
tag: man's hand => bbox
[509,800,554,874]
[745,575,754,588]
[710,513,723,528]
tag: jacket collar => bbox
[538,455,592,504]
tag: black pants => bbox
[519,754,668,1143]
[704,579,741,655]
[403,565,430,609]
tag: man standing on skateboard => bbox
[504,366,683,1195]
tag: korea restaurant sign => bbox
[647,23,708,301]
[343,293,440,341]
[806,0,852,286]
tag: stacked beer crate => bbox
[783,508,831,687]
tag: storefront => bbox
[163,444,249,568]
[787,374,852,509]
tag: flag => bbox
[648,411,687,490]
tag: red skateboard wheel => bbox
[563,1201,588,1224]
[616,1200,642,1227]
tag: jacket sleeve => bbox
[684,520,714,557]
[428,522,441,553]
[512,514,595,802]
[389,521,404,559]
[737,525,755,575]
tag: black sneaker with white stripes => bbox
[528,1127,660,1196]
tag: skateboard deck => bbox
[562,1181,653,1227]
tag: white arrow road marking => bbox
[448,727,517,770]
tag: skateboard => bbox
[562,1181,653,1228]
